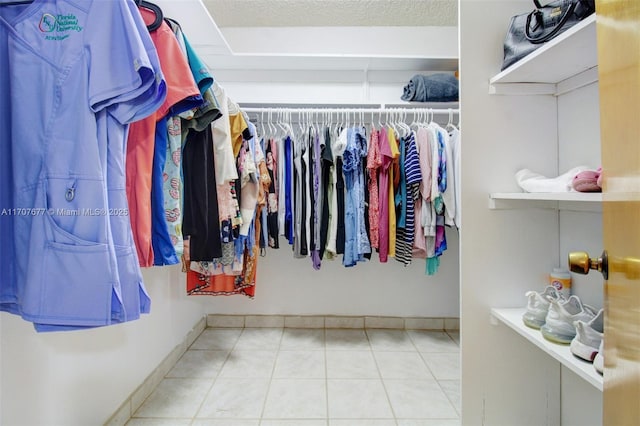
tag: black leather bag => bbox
[501,0,595,70]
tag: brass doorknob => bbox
[568,250,608,280]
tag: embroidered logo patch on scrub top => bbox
[39,13,83,40]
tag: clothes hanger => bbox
[445,108,458,132]
[136,0,163,32]
[259,111,266,139]
[399,110,411,137]
[268,110,276,139]
[390,110,400,136]
[164,16,181,30]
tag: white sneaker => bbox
[522,286,566,329]
[540,295,597,344]
[570,308,604,362]
[593,340,604,375]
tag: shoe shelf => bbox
[491,307,603,391]
[489,192,602,211]
[489,14,597,96]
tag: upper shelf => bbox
[489,14,598,96]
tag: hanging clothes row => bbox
[242,107,461,275]
[120,4,267,298]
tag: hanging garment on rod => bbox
[126,6,203,268]
[0,0,166,331]
[161,18,219,260]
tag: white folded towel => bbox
[515,166,590,193]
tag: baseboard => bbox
[104,315,207,426]
[207,314,460,331]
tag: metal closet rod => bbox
[241,107,459,114]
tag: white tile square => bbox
[261,421,327,426]
[273,350,326,379]
[245,316,285,328]
[219,350,277,378]
[330,420,396,426]
[384,379,458,419]
[284,316,325,328]
[421,353,460,380]
[407,331,459,353]
[327,379,393,418]
[197,378,269,418]
[166,350,228,379]
[326,351,379,379]
[366,329,416,351]
[325,316,365,328]
[191,328,243,350]
[263,379,327,418]
[281,328,325,350]
[374,351,434,379]
[133,378,212,418]
[325,329,370,350]
[234,328,283,350]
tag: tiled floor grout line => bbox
[368,329,401,426]
[323,328,330,426]
[258,327,285,424]
[188,328,241,423]
[419,331,462,421]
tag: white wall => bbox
[558,81,603,309]
[0,266,205,425]
[204,233,460,318]
[215,69,456,106]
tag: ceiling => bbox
[154,0,459,78]
[202,0,458,28]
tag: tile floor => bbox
[127,327,460,426]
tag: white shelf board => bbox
[489,192,602,211]
[489,14,597,94]
[491,307,603,391]
[490,192,602,202]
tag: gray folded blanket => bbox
[401,73,459,102]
